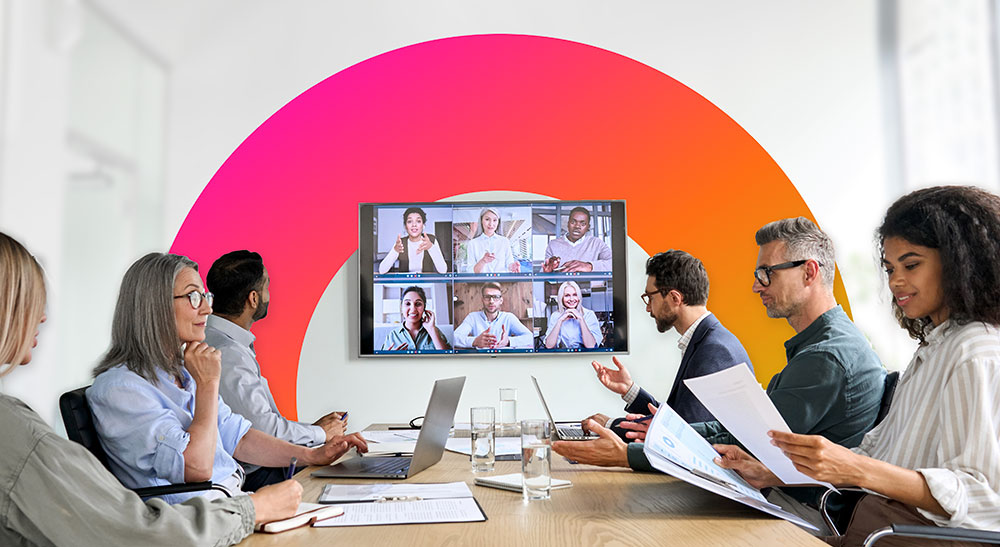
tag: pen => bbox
[626,415,654,424]
[286,457,297,480]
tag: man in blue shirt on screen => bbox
[453,282,534,349]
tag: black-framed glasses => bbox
[754,260,817,287]
[482,294,503,302]
[174,290,214,309]
[640,288,666,306]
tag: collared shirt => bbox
[623,311,713,406]
[88,364,253,504]
[691,306,885,448]
[464,234,517,273]
[205,315,325,458]
[853,320,1000,530]
[377,237,447,274]
[380,324,452,351]
[0,394,254,546]
[544,308,603,349]
[543,234,613,272]
[453,310,533,349]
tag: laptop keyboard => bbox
[558,427,593,440]
[363,457,411,474]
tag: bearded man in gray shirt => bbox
[205,250,348,490]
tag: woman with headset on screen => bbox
[381,286,452,351]
[378,207,448,274]
[0,232,305,546]
[544,280,603,349]
[465,207,520,273]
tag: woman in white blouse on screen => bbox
[715,186,1000,545]
[378,207,447,274]
[465,207,519,273]
[544,281,602,349]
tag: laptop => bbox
[530,375,598,441]
[311,376,465,479]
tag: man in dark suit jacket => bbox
[583,250,752,441]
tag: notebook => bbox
[311,376,465,479]
[530,375,598,441]
[474,473,572,493]
[254,503,344,533]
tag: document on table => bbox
[364,441,417,456]
[362,430,421,443]
[313,498,486,527]
[641,403,818,531]
[319,481,473,503]
[683,364,835,490]
[445,436,521,456]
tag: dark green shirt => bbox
[629,306,885,472]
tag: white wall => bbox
[1,1,912,430]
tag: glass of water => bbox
[499,388,517,435]
[470,407,495,472]
[520,419,551,501]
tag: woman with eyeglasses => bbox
[88,253,367,503]
[717,186,1000,545]
[0,235,305,545]
[544,281,603,349]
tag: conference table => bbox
[241,425,824,546]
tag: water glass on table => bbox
[520,419,551,501]
[470,406,496,472]
[499,387,517,435]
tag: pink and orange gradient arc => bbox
[170,34,849,418]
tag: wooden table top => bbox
[240,426,825,547]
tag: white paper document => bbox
[362,430,421,443]
[683,364,835,489]
[445,436,521,457]
[364,441,417,456]
[642,398,819,531]
[312,498,485,527]
[319,481,473,503]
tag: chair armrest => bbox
[133,481,216,499]
[865,524,1000,546]
[819,487,867,536]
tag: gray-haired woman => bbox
[0,233,301,546]
[88,252,367,504]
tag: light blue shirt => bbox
[545,308,603,349]
[453,310,534,349]
[380,325,452,351]
[88,364,252,504]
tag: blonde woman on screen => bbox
[0,232,303,546]
[465,207,519,273]
[544,281,602,349]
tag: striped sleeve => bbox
[917,357,1000,528]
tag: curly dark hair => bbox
[878,185,1000,342]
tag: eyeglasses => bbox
[482,294,503,301]
[754,260,818,287]
[174,290,214,309]
[640,288,666,306]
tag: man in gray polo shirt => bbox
[205,250,348,490]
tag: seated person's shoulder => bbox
[0,394,50,447]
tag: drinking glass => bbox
[499,388,517,435]
[470,407,496,472]
[520,419,551,501]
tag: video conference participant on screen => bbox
[544,281,603,349]
[454,282,533,349]
[380,286,452,351]
[542,206,612,273]
[378,207,447,274]
[465,207,520,273]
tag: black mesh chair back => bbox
[59,386,112,470]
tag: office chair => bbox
[60,386,228,499]
[817,371,1000,545]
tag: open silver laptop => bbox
[311,376,465,479]
[531,375,598,441]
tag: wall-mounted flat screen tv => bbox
[359,200,628,357]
